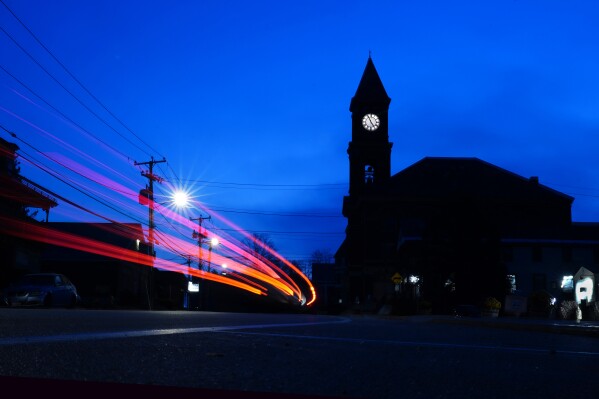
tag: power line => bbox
[153,229,191,259]
[155,209,193,242]
[203,206,342,218]
[0,0,165,159]
[0,24,152,157]
[3,126,146,225]
[211,227,343,236]
[3,124,134,196]
[0,64,131,161]
[19,149,146,225]
[170,178,347,189]
[2,127,201,263]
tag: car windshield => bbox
[13,275,56,286]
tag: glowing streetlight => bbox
[172,190,190,208]
[207,237,219,273]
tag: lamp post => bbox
[205,237,219,310]
[208,237,219,273]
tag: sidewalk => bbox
[428,314,599,338]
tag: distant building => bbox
[311,262,343,313]
[334,58,599,314]
[41,222,150,308]
[0,137,57,286]
[39,222,182,309]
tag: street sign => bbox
[391,273,403,284]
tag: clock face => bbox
[362,113,380,131]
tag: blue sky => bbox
[1,0,599,263]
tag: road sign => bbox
[391,273,403,284]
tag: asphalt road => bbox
[0,308,598,398]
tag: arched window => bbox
[364,165,374,184]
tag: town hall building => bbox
[334,57,599,315]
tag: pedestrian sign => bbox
[391,273,403,284]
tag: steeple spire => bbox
[349,57,391,113]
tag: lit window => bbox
[364,165,374,184]
[561,275,573,291]
[187,282,199,293]
[507,275,516,293]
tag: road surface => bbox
[0,308,597,398]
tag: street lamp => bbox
[172,190,190,208]
[207,237,219,273]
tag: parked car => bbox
[2,273,80,308]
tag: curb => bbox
[430,316,599,338]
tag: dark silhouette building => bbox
[0,137,57,287]
[335,58,599,314]
[40,222,156,309]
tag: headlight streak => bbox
[151,200,305,300]
[198,201,317,305]
[0,215,265,296]
[151,226,294,297]
[2,106,316,307]
[0,104,136,186]
[0,153,316,305]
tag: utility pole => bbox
[135,156,166,309]
[190,214,211,270]
[183,255,192,310]
[190,214,210,310]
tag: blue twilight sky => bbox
[1,0,599,263]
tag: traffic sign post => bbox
[392,273,403,295]
[391,273,403,284]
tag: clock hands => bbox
[362,114,379,131]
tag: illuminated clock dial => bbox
[362,113,380,131]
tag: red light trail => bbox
[0,153,316,306]
[1,97,317,307]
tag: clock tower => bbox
[341,56,394,308]
[347,57,392,197]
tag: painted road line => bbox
[0,317,351,346]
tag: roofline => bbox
[395,156,574,202]
[502,238,599,245]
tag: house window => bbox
[561,275,574,292]
[364,165,374,184]
[507,274,516,293]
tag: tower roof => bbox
[350,57,391,113]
